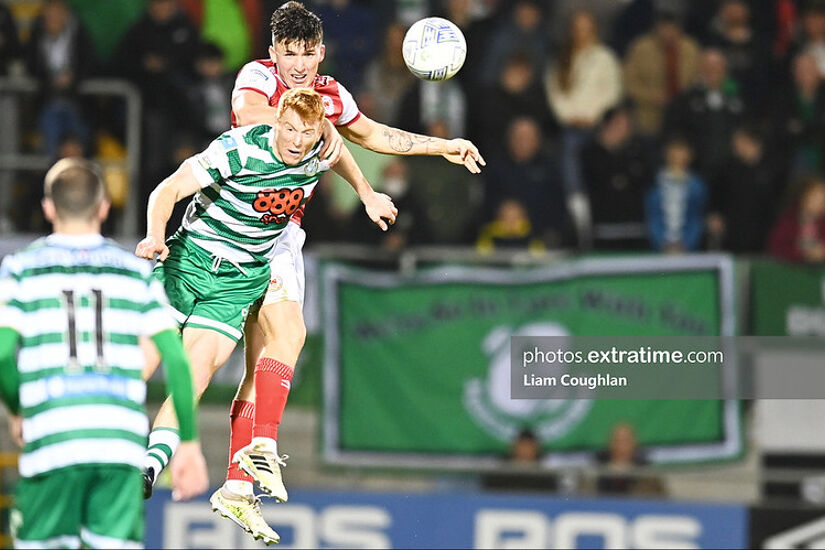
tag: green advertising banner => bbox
[751,260,825,336]
[323,256,741,467]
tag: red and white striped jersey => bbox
[231,59,363,226]
[231,59,361,129]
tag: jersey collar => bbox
[47,233,105,248]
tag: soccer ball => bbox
[402,17,467,81]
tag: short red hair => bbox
[277,88,325,125]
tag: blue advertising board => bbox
[144,488,747,549]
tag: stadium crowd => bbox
[2,0,825,262]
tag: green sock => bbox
[144,427,180,481]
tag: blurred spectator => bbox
[473,51,553,156]
[114,0,200,231]
[768,176,825,263]
[314,0,378,90]
[707,124,781,253]
[485,117,569,248]
[645,137,708,253]
[114,0,199,116]
[26,0,97,158]
[350,158,431,250]
[706,0,771,111]
[0,2,20,75]
[476,198,545,254]
[546,10,622,194]
[510,428,542,463]
[361,23,416,126]
[478,1,548,87]
[406,121,482,245]
[438,0,500,90]
[596,423,664,496]
[624,10,701,137]
[179,42,234,145]
[549,0,628,48]
[397,79,467,138]
[664,49,745,180]
[774,53,825,180]
[581,104,652,250]
[798,2,825,76]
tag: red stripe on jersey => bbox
[290,183,320,226]
[340,111,362,127]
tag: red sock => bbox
[226,399,255,481]
[252,358,293,440]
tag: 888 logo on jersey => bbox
[253,188,305,225]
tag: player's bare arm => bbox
[135,162,203,261]
[332,145,399,231]
[339,114,487,174]
[233,89,343,163]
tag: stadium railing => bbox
[0,76,142,238]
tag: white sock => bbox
[224,480,254,497]
[144,428,181,482]
[251,436,278,454]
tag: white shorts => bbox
[261,222,306,308]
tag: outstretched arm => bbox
[331,146,398,231]
[339,115,486,174]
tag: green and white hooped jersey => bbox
[183,124,330,265]
[0,234,177,478]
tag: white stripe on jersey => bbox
[12,273,153,303]
[17,343,145,374]
[23,405,148,442]
[19,438,145,478]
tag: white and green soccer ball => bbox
[402,17,467,81]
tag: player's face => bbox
[269,40,326,89]
[274,109,323,165]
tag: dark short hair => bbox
[270,2,323,48]
[197,42,225,61]
[44,158,106,220]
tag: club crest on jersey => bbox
[322,95,334,116]
[304,157,320,177]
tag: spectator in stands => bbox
[361,23,416,127]
[706,0,770,111]
[476,198,545,254]
[350,158,430,250]
[510,428,542,463]
[798,2,825,77]
[645,137,708,253]
[624,9,701,137]
[707,124,781,253]
[0,2,20,75]
[664,49,745,180]
[549,0,628,49]
[581,104,652,250]
[406,120,482,245]
[478,1,548,87]
[484,117,568,248]
[773,52,825,180]
[545,9,622,194]
[768,176,825,263]
[179,43,234,145]
[26,0,97,158]
[438,0,501,90]
[114,0,200,232]
[314,0,378,90]
[473,51,553,156]
[596,423,664,496]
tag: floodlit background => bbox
[2,0,825,548]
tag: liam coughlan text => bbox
[523,373,628,389]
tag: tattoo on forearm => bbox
[383,129,436,154]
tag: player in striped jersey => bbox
[210,3,485,537]
[0,159,208,550]
[135,88,395,543]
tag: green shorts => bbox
[12,465,143,549]
[153,233,271,342]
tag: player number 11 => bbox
[62,289,108,373]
